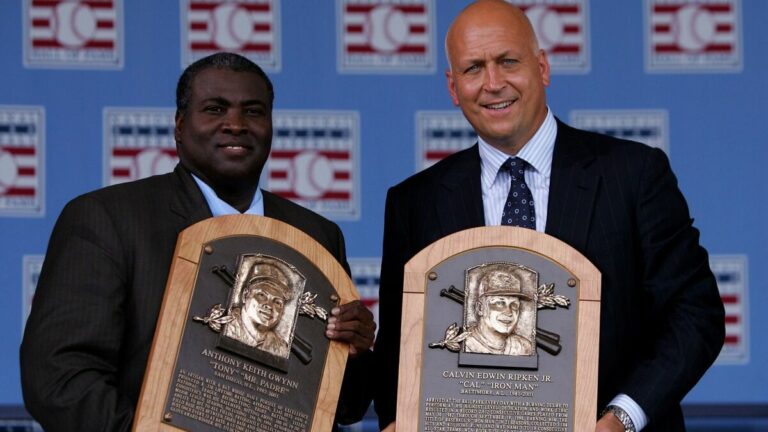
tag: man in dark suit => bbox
[373,1,724,431]
[20,52,375,431]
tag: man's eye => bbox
[204,106,224,113]
[245,107,266,116]
[501,58,518,66]
[464,64,480,74]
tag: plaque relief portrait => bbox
[220,255,306,365]
[463,263,538,357]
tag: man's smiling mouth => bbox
[483,100,514,110]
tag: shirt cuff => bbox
[609,394,648,431]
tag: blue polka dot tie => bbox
[500,157,535,229]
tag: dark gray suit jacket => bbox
[20,165,371,431]
[373,120,724,431]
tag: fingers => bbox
[325,300,376,357]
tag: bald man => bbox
[373,1,724,431]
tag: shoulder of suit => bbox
[390,144,478,192]
[262,189,339,230]
[559,121,660,158]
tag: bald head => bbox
[446,0,540,68]
[443,0,551,155]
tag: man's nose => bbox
[222,110,247,134]
[482,65,505,92]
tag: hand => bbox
[381,422,396,432]
[325,300,376,358]
[596,412,627,432]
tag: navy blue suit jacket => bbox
[374,120,724,431]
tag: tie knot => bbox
[501,157,529,176]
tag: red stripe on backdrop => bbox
[563,25,580,34]
[82,1,114,8]
[31,0,60,7]
[112,149,142,157]
[3,188,36,197]
[716,24,733,32]
[190,42,218,50]
[270,171,288,179]
[189,3,218,11]
[702,4,731,13]
[278,191,351,200]
[549,5,579,14]
[724,315,740,324]
[240,3,270,12]
[190,22,207,31]
[724,335,740,344]
[654,5,682,13]
[704,44,734,53]
[112,168,130,177]
[426,151,456,160]
[346,5,374,14]
[32,39,61,48]
[334,172,350,180]
[396,5,425,14]
[85,40,115,49]
[347,24,364,33]
[270,151,350,160]
[654,45,683,53]
[2,147,36,156]
[31,19,50,28]
[721,295,739,304]
[97,20,114,29]
[242,43,272,52]
[17,167,36,176]
[398,45,426,54]
[551,45,580,54]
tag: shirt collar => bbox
[478,108,557,189]
[191,174,264,216]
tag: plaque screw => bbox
[204,245,214,254]
[567,278,577,287]
[330,294,339,302]
[163,412,173,422]
[428,272,438,281]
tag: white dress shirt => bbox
[191,174,264,217]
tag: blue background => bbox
[0,0,766,424]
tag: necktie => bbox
[500,157,535,229]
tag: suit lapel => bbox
[169,165,213,228]
[434,145,485,234]
[545,120,600,252]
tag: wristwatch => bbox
[601,405,636,432]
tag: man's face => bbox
[481,295,521,335]
[175,68,272,191]
[445,6,550,154]
[243,284,286,329]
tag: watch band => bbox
[601,405,637,432]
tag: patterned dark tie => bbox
[500,157,535,229]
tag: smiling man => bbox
[374,1,724,431]
[21,52,375,432]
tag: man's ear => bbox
[475,299,485,317]
[174,111,183,144]
[446,69,460,107]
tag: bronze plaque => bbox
[396,227,600,432]
[423,249,575,431]
[162,236,337,431]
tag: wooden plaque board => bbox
[133,215,358,431]
[396,227,601,432]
